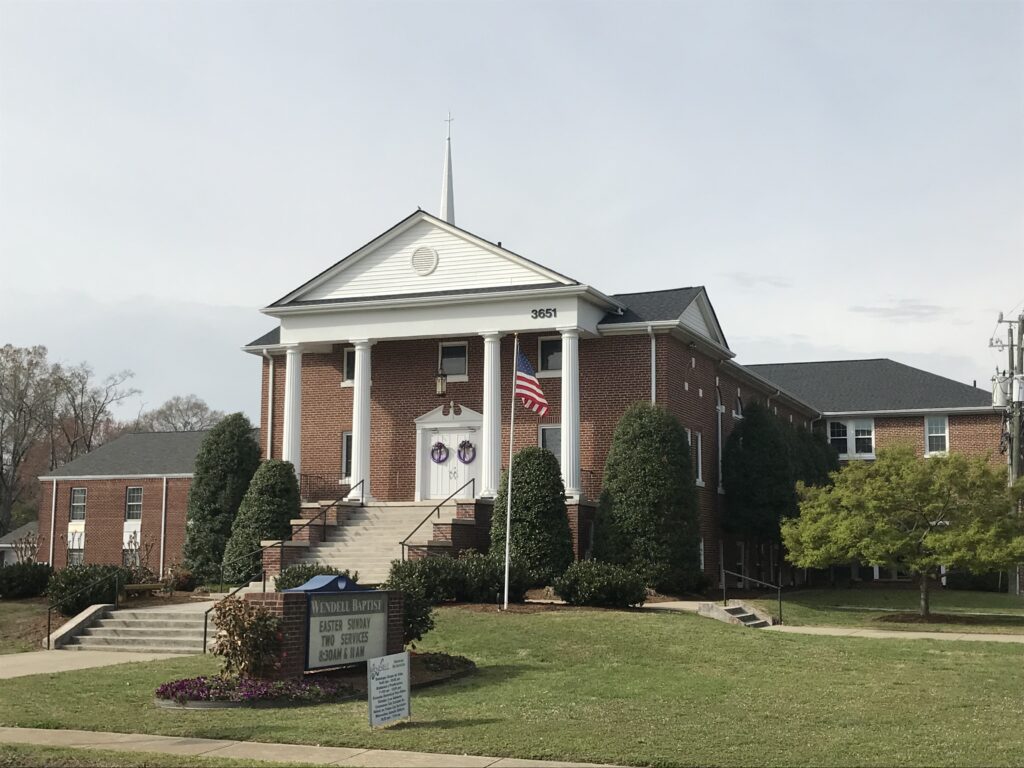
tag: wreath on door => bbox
[457,439,476,464]
[430,441,449,464]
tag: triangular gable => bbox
[274,211,576,306]
[414,403,483,426]
[681,290,729,349]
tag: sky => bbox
[1,0,1022,420]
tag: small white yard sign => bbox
[367,651,411,728]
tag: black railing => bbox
[46,569,122,650]
[400,479,475,561]
[721,567,783,625]
[217,479,365,594]
[299,472,349,503]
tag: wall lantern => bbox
[435,370,448,397]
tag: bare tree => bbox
[0,345,58,535]
[137,395,225,432]
[51,363,138,465]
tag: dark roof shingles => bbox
[601,287,702,324]
[41,431,213,478]
[746,359,990,412]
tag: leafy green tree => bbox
[222,460,300,583]
[593,402,700,592]
[722,404,837,543]
[490,446,574,587]
[183,413,260,582]
[782,446,1024,616]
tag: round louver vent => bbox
[411,246,439,276]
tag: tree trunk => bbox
[919,573,930,618]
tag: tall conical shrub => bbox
[222,460,299,583]
[183,413,260,582]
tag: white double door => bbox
[426,428,480,500]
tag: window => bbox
[686,429,704,486]
[341,431,353,480]
[68,549,84,566]
[537,337,562,376]
[539,425,561,465]
[438,342,468,381]
[716,389,725,494]
[70,488,87,521]
[122,548,140,568]
[926,415,948,455]
[341,348,356,384]
[125,487,142,520]
[828,419,875,458]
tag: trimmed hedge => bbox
[554,561,647,608]
[490,446,574,587]
[223,460,300,584]
[47,565,131,617]
[0,562,52,599]
[275,563,358,592]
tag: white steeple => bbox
[440,113,455,225]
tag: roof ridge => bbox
[749,358,890,366]
[611,286,702,298]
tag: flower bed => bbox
[155,675,357,708]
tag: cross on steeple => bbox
[445,112,454,140]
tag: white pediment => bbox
[283,213,573,305]
[414,402,483,427]
[681,291,729,349]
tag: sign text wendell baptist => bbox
[306,593,387,670]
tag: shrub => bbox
[381,560,435,645]
[47,565,131,617]
[455,551,529,604]
[223,460,300,583]
[490,446,574,586]
[554,561,647,608]
[183,414,261,583]
[210,597,281,678]
[0,562,52,599]
[594,402,700,593]
[161,562,196,593]
[275,563,358,591]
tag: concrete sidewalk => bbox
[0,649,180,679]
[0,727,625,768]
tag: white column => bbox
[560,329,581,498]
[347,340,374,501]
[282,345,303,476]
[480,332,503,497]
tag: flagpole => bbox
[503,334,519,610]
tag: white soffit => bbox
[289,215,573,304]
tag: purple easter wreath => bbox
[457,440,476,464]
[430,441,449,464]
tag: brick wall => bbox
[872,413,1004,467]
[36,477,191,574]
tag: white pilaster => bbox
[480,332,503,497]
[560,329,581,498]
[282,345,303,476]
[347,340,374,501]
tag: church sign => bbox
[305,591,388,670]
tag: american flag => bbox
[514,349,549,417]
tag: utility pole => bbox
[992,312,1024,594]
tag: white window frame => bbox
[340,347,356,387]
[341,431,353,482]
[827,418,875,459]
[125,487,143,521]
[538,424,562,466]
[438,342,469,382]
[536,336,562,378]
[686,428,705,487]
[70,488,87,521]
[925,415,949,456]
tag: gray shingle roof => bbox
[0,521,37,546]
[601,287,703,324]
[40,431,213,478]
[745,359,991,413]
[246,327,280,347]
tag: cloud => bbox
[849,300,948,321]
[724,272,791,289]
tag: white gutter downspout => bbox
[263,350,274,459]
[159,476,168,576]
[648,324,656,404]
[48,478,56,564]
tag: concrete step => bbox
[103,611,206,623]
[745,620,771,629]
[84,626,204,639]
[97,618,206,630]
[69,635,204,651]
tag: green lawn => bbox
[0,599,48,654]
[0,744,319,767]
[753,588,1024,634]
[3,606,1024,766]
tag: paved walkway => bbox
[0,650,181,679]
[0,727,624,767]
[641,600,1024,643]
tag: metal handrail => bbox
[46,569,121,650]
[400,478,475,561]
[217,479,365,593]
[721,567,783,625]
